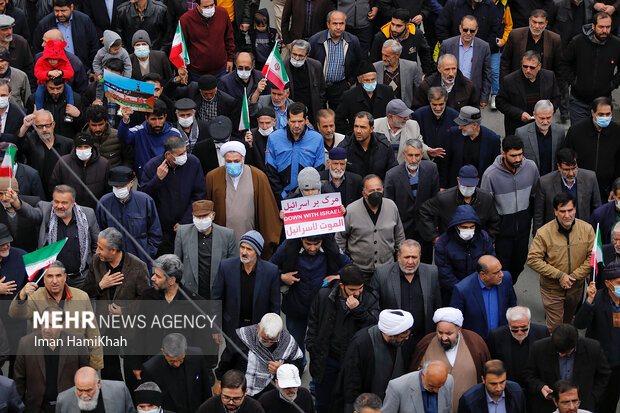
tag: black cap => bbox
[0,47,9,62]
[208,116,232,142]
[175,98,196,111]
[74,134,94,147]
[198,75,217,91]
[108,166,134,187]
[256,107,276,118]
[0,223,12,245]
[357,60,376,77]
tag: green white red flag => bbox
[590,223,604,283]
[23,239,67,281]
[261,44,289,91]
[0,144,16,178]
[238,88,250,131]
[169,22,190,69]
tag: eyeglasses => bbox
[522,64,538,70]
[559,399,580,407]
[510,327,529,333]
[221,395,244,403]
[462,28,477,33]
[35,123,53,129]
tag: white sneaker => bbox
[490,95,497,110]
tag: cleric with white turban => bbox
[379,309,414,336]
[219,140,247,157]
[432,307,464,327]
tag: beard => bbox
[76,387,100,411]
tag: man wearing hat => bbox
[206,140,281,258]
[191,115,236,176]
[0,14,31,74]
[259,364,314,413]
[166,73,237,122]
[410,307,490,411]
[319,147,363,207]
[250,81,293,130]
[130,30,173,82]
[173,98,209,153]
[174,200,237,298]
[0,46,30,108]
[575,266,620,413]
[49,133,110,209]
[335,61,395,134]
[134,381,173,412]
[439,106,500,189]
[419,164,500,245]
[340,309,414,410]
[96,165,162,264]
[245,106,276,170]
[141,135,206,255]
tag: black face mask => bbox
[367,191,383,207]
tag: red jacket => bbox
[34,39,75,84]
[179,6,235,75]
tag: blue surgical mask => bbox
[596,116,612,128]
[226,162,242,177]
[362,81,377,93]
[614,285,620,298]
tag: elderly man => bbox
[55,367,134,412]
[410,307,490,412]
[175,200,237,298]
[336,174,405,282]
[7,184,99,288]
[413,87,459,155]
[245,107,276,170]
[383,360,454,413]
[9,261,103,370]
[374,40,422,108]
[197,370,264,413]
[219,52,270,105]
[206,140,281,258]
[319,147,363,207]
[259,364,314,413]
[341,309,414,409]
[527,192,595,333]
[317,109,345,159]
[172,98,210,154]
[487,306,549,388]
[450,255,517,340]
[166,74,236,122]
[250,82,294,130]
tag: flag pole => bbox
[34,267,49,286]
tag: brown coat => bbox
[83,251,150,302]
[14,330,90,413]
[280,0,334,44]
[409,329,490,380]
[499,28,563,79]
[206,165,282,259]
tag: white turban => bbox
[219,140,246,157]
[432,307,464,327]
[378,309,414,336]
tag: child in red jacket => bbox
[34,39,75,117]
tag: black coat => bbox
[495,69,560,135]
[370,28,435,75]
[521,336,611,412]
[306,283,379,383]
[141,346,213,413]
[14,163,45,200]
[174,119,211,152]
[4,104,24,137]
[337,132,398,181]
[130,50,173,83]
[335,84,395,135]
[487,323,549,387]
[258,387,314,413]
[319,169,363,207]
[115,0,169,53]
[507,0,554,28]
[0,194,39,252]
[164,80,237,122]
[283,57,326,122]
[25,89,84,138]
[384,161,440,237]
[412,70,479,110]
[574,288,618,368]
[418,186,500,242]
[81,0,126,40]
[7,34,32,75]
[458,381,526,413]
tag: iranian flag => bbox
[23,239,67,281]
[0,144,16,178]
[169,22,190,69]
[261,44,289,91]
[238,88,250,131]
[590,223,604,283]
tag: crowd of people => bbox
[0,0,616,412]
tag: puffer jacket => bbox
[82,123,134,169]
[527,218,594,296]
[116,0,169,53]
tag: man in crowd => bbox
[374,40,422,109]
[219,52,270,105]
[487,306,550,388]
[25,77,83,138]
[412,87,458,157]
[173,98,210,154]
[259,364,314,413]
[435,0,502,48]
[133,382,167,413]
[115,0,168,54]
[319,147,363,207]
[245,107,276,170]
[527,193,595,333]
[551,380,590,413]
[197,370,264,413]
[82,104,133,169]
[0,47,30,108]
[317,109,345,159]
[250,82,293,131]
[0,176,41,253]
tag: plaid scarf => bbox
[47,204,90,273]
[199,95,218,121]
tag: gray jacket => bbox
[338,0,372,28]
[8,66,31,108]
[374,59,422,108]
[55,380,136,413]
[372,117,429,163]
[174,223,238,295]
[516,122,565,172]
[383,371,454,413]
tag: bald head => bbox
[477,255,504,287]
[42,29,64,48]
[421,361,449,393]
[74,367,98,387]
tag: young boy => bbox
[93,30,133,100]
[34,39,75,121]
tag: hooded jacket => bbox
[34,39,74,83]
[434,204,495,304]
[81,123,134,169]
[92,30,132,77]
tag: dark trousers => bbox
[347,25,374,58]
[285,315,308,366]
[599,365,620,413]
[559,83,570,118]
[569,93,592,125]
[495,234,529,284]
[315,355,341,413]
[325,80,349,111]
[157,230,176,256]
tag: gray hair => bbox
[506,306,531,322]
[135,382,162,393]
[437,53,457,68]
[534,99,554,114]
[258,313,283,339]
[382,39,402,55]
[353,393,382,412]
[0,78,11,93]
[399,239,421,255]
[161,333,187,357]
[614,221,620,234]
[405,138,423,151]
[48,260,66,274]
[327,10,346,23]
[428,86,448,102]
[98,227,123,251]
[291,39,311,54]
[35,109,54,124]
[153,254,184,282]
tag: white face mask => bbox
[134,45,150,59]
[258,126,274,136]
[458,228,475,241]
[290,57,305,68]
[459,185,476,198]
[202,7,215,18]
[76,148,92,161]
[178,116,194,128]
[0,96,9,109]
[174,154,188,166]
[237,69,252,80]
[138,409,160,413]
[193,216,212,232]
[113,185,130,200]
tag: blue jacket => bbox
[270,239,351,318]
[308,29,363,82]
[0,375,25,412]
[217,69,270,103]
[450,269,517,340]
[117,120,181,180]
[211,257,281,339]
[435,204,495,305]
[589,201,618,245]
[458,381,526,413]
[440,125,501,188]
[265,127,325,199]
[0,247,27,301]
[139,153,206,232]
[412,105,460,149]
[96,190,162,263]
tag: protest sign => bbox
[103,69,156,112]
[281,193,344,239]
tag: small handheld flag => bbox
[23,239,68,282]
[238,88,250,131]
[590,223,604,283]
[0,144,16,179]
[261,44,289,91]
[170,22,190,69]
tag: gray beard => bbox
[76,387,100,411]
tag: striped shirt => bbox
[325,33,345,83]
